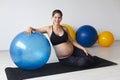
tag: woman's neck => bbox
[53,24,61,30]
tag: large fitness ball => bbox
[76,25,98,47]
[98,31,114,47]
[61,23,76,40]
[10,32,51,70]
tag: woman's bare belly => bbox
[54,41,74,59]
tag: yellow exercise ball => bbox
[61,23,76,40]
[98,31,114,47]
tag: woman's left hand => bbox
[82,48,90,56]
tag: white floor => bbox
[0,41,120,80]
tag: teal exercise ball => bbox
[76,25,98,47]
[10,32,51,70]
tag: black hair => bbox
[52,9,63,17]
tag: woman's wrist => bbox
[30,27,36,31]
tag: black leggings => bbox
[58,46,95,68]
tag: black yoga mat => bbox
[5,56,117,80]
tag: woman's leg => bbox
[73,46,95,65]
[59,56,95,68]
[59,46,95,67]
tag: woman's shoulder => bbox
[43,25,52,32]
[47,25,52,30]
[61,25,68,32]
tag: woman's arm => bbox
[71,40,89,55]
[64,27,90,55]
[26,26,49,35]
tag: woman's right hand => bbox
[26,27,33,35]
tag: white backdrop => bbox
[0,0,120,50]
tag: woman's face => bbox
[52,13,62,25]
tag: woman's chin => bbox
[54,23,60,25]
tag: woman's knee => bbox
[77,57,95,67]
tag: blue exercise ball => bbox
[76,25,98,47]
[10,32,51,70]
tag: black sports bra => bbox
[50,26,68,45]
